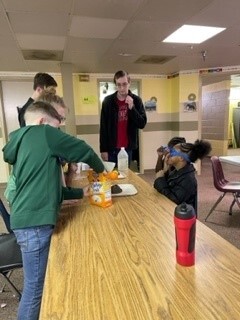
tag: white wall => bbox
[2,81,32,137]
[0,80,32,182]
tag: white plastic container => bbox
[117,147,128,176]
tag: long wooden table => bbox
[219,155,240,166]
[40,171,240,320]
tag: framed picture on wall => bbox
[183,93,197,112]
[183,101,197,112]
[144,96,157,111]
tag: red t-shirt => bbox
[116,99,128,148]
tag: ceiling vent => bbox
[135,55,175,64]
[22,50,63,61]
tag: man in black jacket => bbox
[100,70,147,165]
[18,72,57,127]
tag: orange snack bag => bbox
[88,170,112,207]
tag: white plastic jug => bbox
[117,147,128,176]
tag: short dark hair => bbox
[33,73,57,90]
[25,101,61,123]
[113,70,130,84]
[168,137,186,148]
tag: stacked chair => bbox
[205,156,240,222]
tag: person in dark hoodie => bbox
[154,139,211,212]
[18,72,58,127]
[2,101,104,320]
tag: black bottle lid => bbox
[174,202,196,220]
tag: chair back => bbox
[211,156,228,192]
[0,198,12,233]
[0,233,22,270]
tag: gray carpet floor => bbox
[1,157,240,319]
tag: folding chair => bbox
[205,156,240,222]
[0,198,22,299]
[0,198,12,233]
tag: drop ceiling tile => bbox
[66,37,112,53]
[16,34,66,50]
[63,51,99,71]
[0,47,26,71]
[8,12,69,36]
[65,51,104,65]
[2,0,71,13]
[23,60,62,73]
[69,16,128,39]
[187,0,240,27]
[73,0,145,19]
[0,11,12,36]
[107,38,159,55]
[134,0,212,22]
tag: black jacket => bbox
[100,90,147,152]
[18,97,34,127]
[153,164,197,211]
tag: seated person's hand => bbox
[163,153,171,172]
[157,145,170,155]
[101,152,108,161]
[156,170,165,178]
[157,146,165,156]
[155,147,170,173]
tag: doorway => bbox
[1,80,32,138]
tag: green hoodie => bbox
[2,125,104,229]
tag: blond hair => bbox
[37,87,67,110]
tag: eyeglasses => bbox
[116,82,129,88]
[59,116,66,123]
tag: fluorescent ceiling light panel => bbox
[163,25,226,44]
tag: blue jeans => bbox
[14,225,54,320]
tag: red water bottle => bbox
[174,202,196,266]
